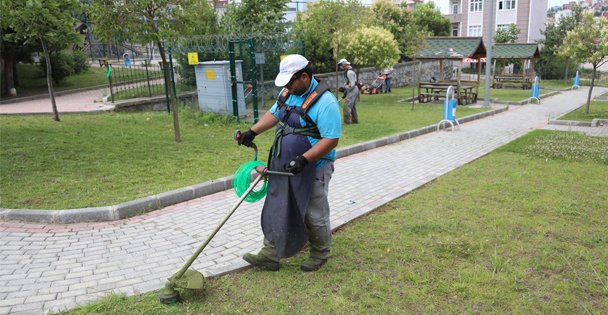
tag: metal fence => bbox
[104,59,167,103]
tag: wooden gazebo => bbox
[416,37,486,104]
[491,43,541,89]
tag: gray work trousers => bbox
[259,161,334,261]
[343,87,359,124]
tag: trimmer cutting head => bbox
[159,269,206,304]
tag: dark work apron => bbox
[261,105,316,258]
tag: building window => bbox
[497,24,510,31]
[452,24,460,36]
[470,0,483,12]
[452,3,459,14]
[468,25,482,36]
[498,0,516,10]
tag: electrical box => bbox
[194,60,246,117]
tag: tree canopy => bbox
[494,24,520,43]
[559,13,608,113]
[342,26,400,70]
[412,2,451,36]
[1,0,81,121]
[368,0,428,61]
[220,0,289,35]
[292,0,367,73]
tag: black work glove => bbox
[338,87,345,93]
[286,155,308,174]
[238,129,257,147]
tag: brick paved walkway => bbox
[0,87,606,314]
[0,88,112,114]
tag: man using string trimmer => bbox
[237,54,342,272]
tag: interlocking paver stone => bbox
[0,87,607,314]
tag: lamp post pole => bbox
[483,0,495,108]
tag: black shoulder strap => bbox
[301,80,331,116]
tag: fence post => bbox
[249,38,259,123]
[229,41,239,118]
[144,59,152,97]
[107,64,114,103]
[161,61,170,113]
[169,50,178,100]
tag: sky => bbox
[431,0,573,14]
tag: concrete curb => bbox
[548,118,608,127]
[491,90,561,105]
[0,107,508,224]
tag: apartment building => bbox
[446,0,549,43]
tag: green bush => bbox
[39,50,90,83]
[71,50,90,74]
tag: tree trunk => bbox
[157,42,181,143]
[4,55,16,96]
[585,65,596,114]
[564,62,570,85]
[40,37,60,122]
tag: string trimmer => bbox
[159,130,293,304]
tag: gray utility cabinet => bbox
[194,60,246,117]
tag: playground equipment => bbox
[436,86,460,132]
[530,76,540,104]
[572,71,580,89]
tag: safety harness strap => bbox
[272,81,331,157]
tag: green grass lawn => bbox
[0,87,489,209]
[559,100,608,121]
[6,64,110,98]
[474,82,547,102]
[540,79,573,90]
[62,130,608,314]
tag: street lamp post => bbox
[484,0,495,108]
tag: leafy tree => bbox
[1,0,81,121]
[292,0,366,73]
[368,0,429,61]
[220,0,289,35]
[538,4,583,80]
[90,0,217,143]
[412,1,451,36]
[559,13,608,114]
[0,31,37,97]
[342,26,400,70]
[494,24,520,43]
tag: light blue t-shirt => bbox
[270,77,342,168]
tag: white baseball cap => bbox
[275,54,309,87]
[338,58,350,65]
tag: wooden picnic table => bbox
[418,82,477,105]
[492,75,533,89]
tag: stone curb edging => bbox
[491,90,561,105]
[0,107,508,224]
[548,118,608,127]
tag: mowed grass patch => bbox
[64,130,608,314]
[559,100,608,122]
[0,87,490,209]
[540,79,574,90]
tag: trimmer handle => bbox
[234,129,258,160]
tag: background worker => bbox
[338,58,359,124]
[237,54,342,272]
[383,66,393,93]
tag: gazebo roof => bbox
[417,37,486,60]
[491,43,540,59]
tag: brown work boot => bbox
[300,257,327,272]
[243,253,280,271]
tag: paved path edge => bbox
[0,107,508,224]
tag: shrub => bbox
[39,50,90,83]
[71,50,90,74]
